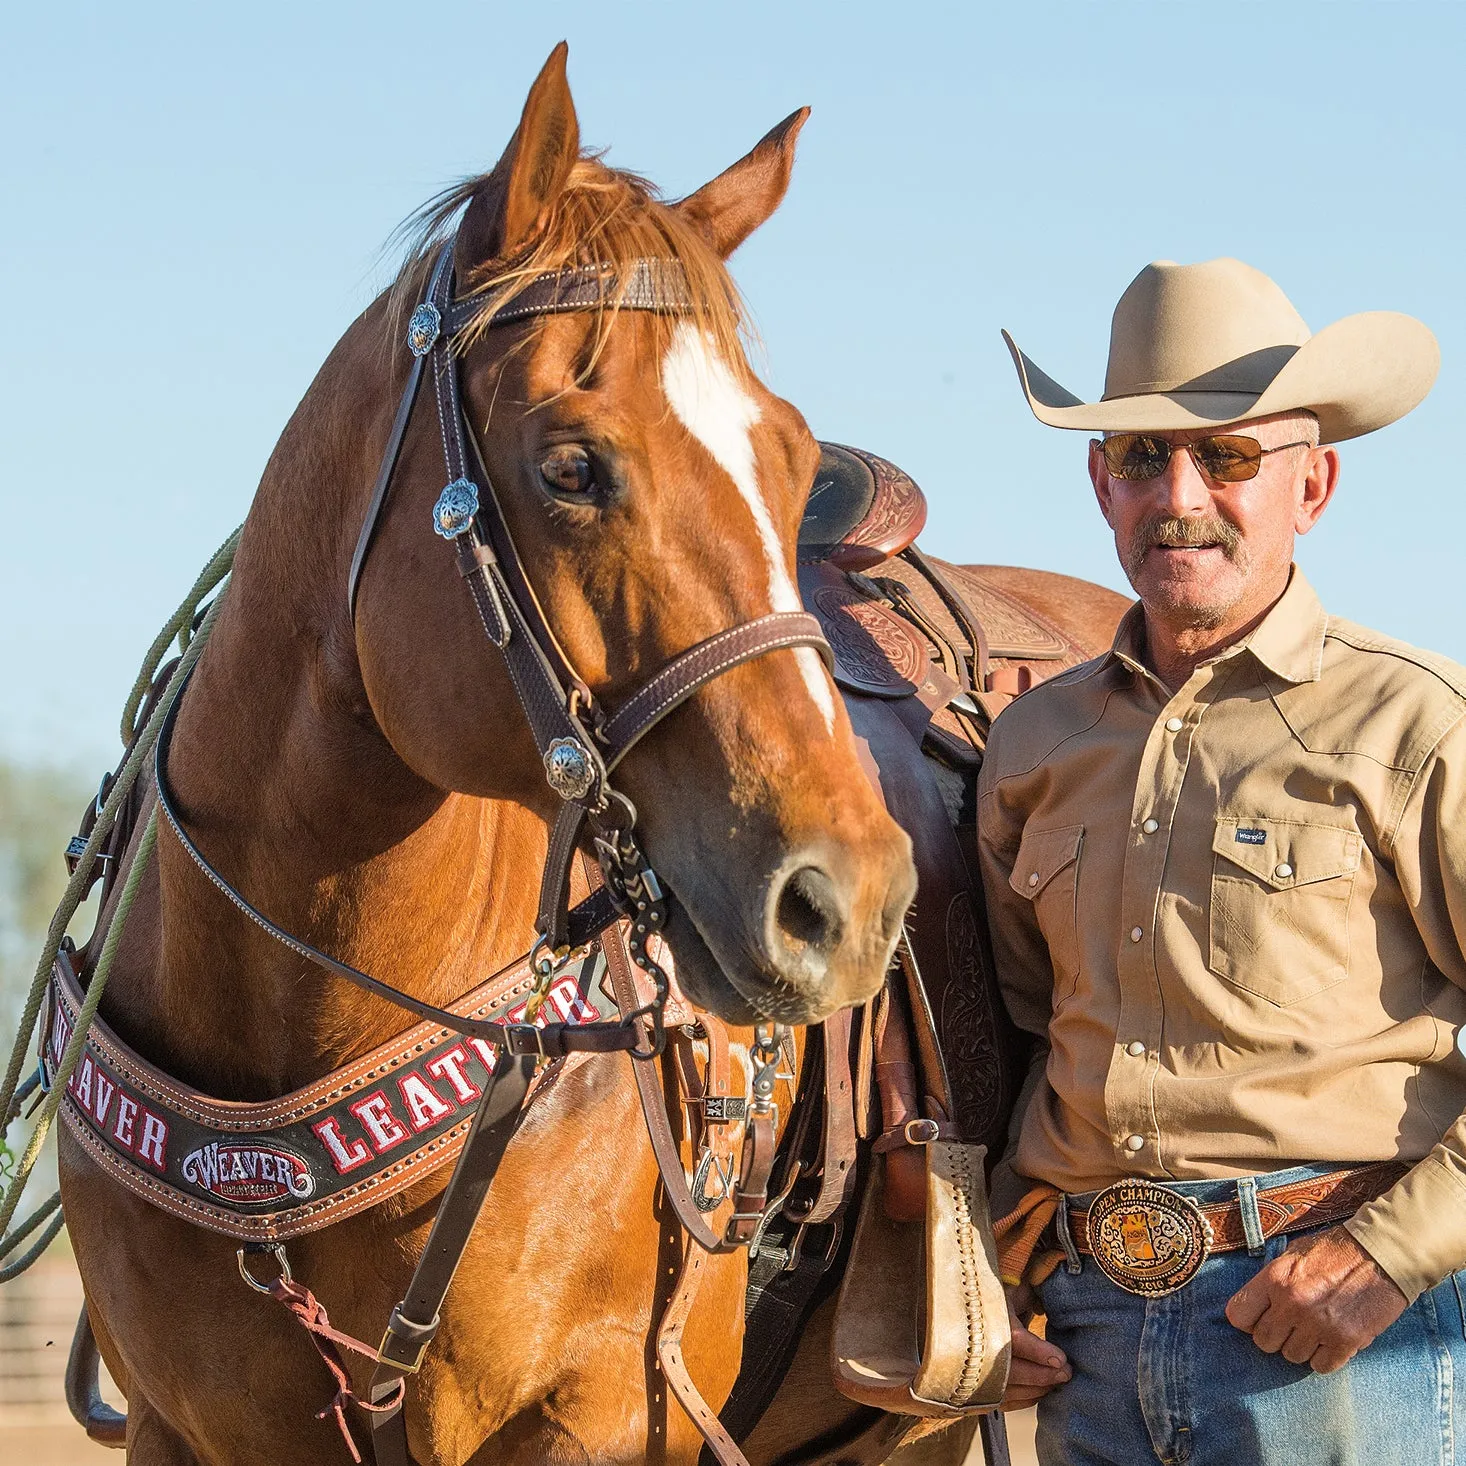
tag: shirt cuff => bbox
[1343,1152,1466,1304]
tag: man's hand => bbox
[1001,1283,1071,1410]
[1225,1226,1409,1373]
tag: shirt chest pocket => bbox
[1209,817,1363,1006]
[1010,824,1085,990]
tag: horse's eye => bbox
[539,446,595,496]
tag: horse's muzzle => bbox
[751,837,915,1022]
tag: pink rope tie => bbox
[265,1276,405,1463]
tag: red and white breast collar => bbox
[44,936,688,1242]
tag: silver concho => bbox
[543,737,597,802]
[432,478,479,538]
[406,302,441,357]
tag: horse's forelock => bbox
[386,155,751,384]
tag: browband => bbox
[445,257,695,334]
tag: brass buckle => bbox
[376,1327,432,1376]
[502,1024,548,1058]
[1086,1178,1214,1296]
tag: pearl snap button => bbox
[1165,717,1184,732]
[1142,819,1159,834]
[1275,863,1294,879]
[1125,1134,1146,1151]
[1126,1041,1146,1057]
[1130,926,1144,942]
[1028,872,1040,887]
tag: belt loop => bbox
[1055,1193,1083,1274]
[1237,1176,1265,1257]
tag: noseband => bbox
[156,234,832,1066]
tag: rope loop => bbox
[0,528,241,1273]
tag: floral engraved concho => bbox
[406,302,441,357]
[543,737,597,802]
[433,478,479,539]
[1087,1178,1214,1295]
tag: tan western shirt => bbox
[977,569,1466,1302]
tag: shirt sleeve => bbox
[1344,711,1466,1302]
[977,745,1057,1216]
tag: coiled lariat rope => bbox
[0,527,241,1278]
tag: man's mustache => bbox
[1134,514,1243,557]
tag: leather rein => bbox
[138,235,834,1463]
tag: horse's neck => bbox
[132,368,546,1099]
[144,603,545,1095]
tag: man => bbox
[978,257,1461,1464]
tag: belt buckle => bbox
[1087,1178,1214,1296]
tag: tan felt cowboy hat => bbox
[1003,257,1439,444]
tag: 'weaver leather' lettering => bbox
[48,938,610,1230]
[181,1142,316,1204]
[49,997,170,1174]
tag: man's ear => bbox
[676,108,810,259]
[1090,438,1116,527]
[456,43,580,275]
[1295,447,1341,536]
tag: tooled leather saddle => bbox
[699,444,1096,1460]
[799,442,1089,1152]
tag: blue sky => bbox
[3,1,1462,770]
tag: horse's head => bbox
[353,45,914,1025]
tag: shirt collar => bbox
[1107,567,1327,687]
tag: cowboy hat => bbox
[1003,257,1438,444]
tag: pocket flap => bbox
[1212,817,1362,889]
[1009,824,1084,900]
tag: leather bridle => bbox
[150,233,836,1464]
[158,236,832,1066]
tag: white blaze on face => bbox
[660,323,837,733]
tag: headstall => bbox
[71,232,837,1463]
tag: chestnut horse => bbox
[61,45,1124,1466]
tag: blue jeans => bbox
[1035,1165,1466,1466]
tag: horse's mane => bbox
[390,153,749,378]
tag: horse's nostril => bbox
[773,864,845,957]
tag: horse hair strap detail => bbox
[444,258,694,335]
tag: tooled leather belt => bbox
[1066,1163,1407,1297]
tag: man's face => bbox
[1089,412,1337,634]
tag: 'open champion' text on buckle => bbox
[1086,1178,1214,1295]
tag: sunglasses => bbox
[1097,433,1314,484]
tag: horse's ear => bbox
[677,108,810,259]
[457,43,580,270]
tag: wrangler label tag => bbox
[1235,828,1267,846]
